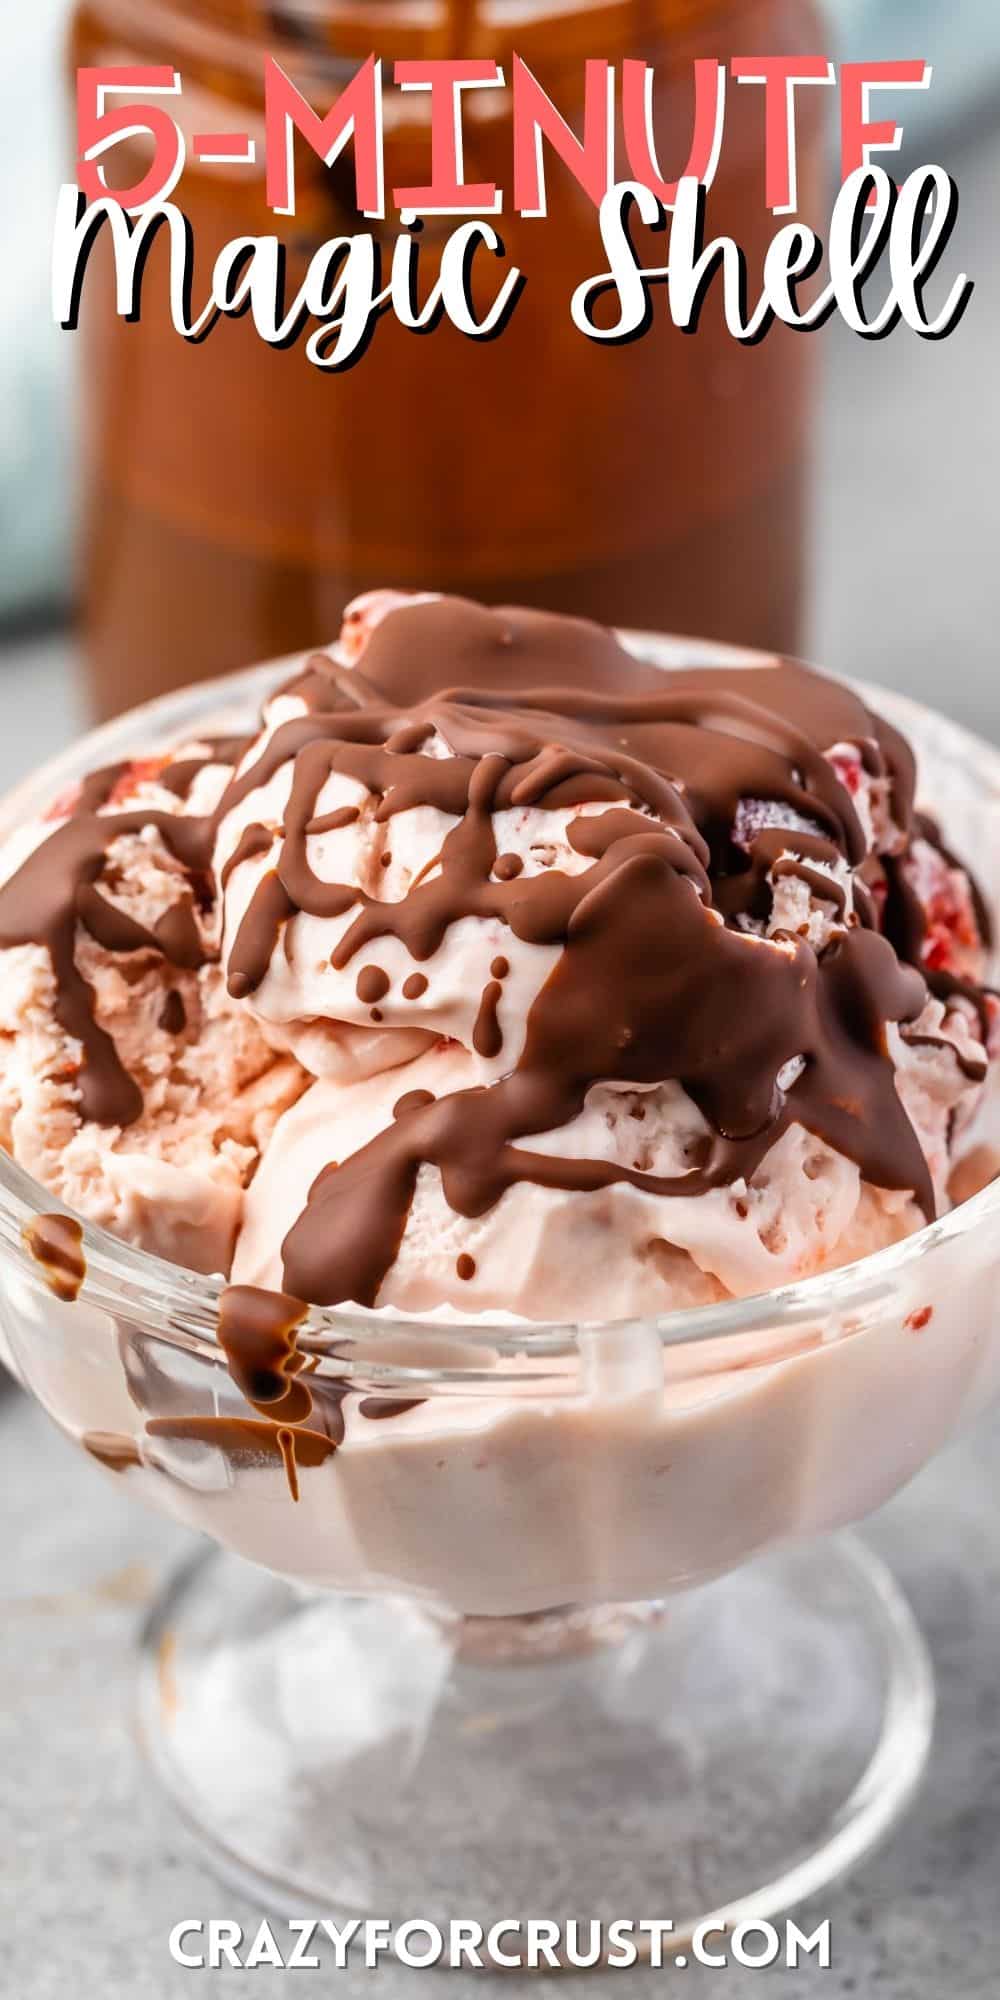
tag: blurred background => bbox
[2,0,999,791]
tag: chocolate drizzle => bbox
[356,964,390,1004]
[214,1285,344,1496]
[218,1285,311,1424]
[357,1397,424,1420]
[494,853,524,881]
[147,1415,338,1485]
[473,980,504,1058]
[158,988,187,1036]
[0,596,990,1316]
[22,1213,86,1303]
[83,1430,141,1473]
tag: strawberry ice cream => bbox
[0,591,994,1317]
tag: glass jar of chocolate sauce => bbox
[70,0,828,717]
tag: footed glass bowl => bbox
[2,637,999,1960]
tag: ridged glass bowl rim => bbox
[1,630,998,1383]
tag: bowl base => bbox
[139,1534,933,1966]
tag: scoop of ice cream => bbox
[233,981,986,1318]
[215,594,994,1314]
[232,1047,913,1316]
[0,742,308,1272]
[0,594,993,1318]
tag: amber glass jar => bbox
[70,0,828,716]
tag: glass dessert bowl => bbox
[1,633,999,1957]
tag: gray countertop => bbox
[3,1391,1000,2000]
[2,116,999,2000]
